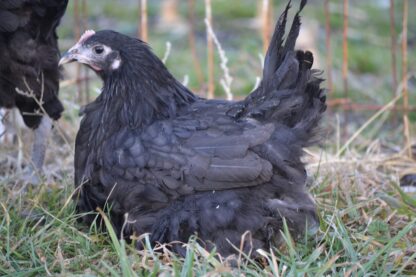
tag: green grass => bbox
[1,156,415,276]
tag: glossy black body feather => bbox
[75,1,326,256]
[0,0,67,128]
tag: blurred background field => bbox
[57,0,416,99]
[1,0,416,275]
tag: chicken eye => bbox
[93,45,104,55]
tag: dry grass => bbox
[0,81,415,276]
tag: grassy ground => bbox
[1,0,416,276]
[1,138,416,276]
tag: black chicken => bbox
[60,0,326,255]
[0,0,68,175]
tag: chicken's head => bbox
[59,30,153,77]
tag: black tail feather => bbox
[264,0,308,94]
[282,0,306,58]
[229,0,326,145]
[262,1,291,90]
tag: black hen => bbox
[0,0,68,173]
[61,0,326,256]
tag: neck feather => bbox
[100,49,196,128]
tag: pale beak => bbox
[59,44,102,71]
[60,30,96,66]
[59,47,79,66]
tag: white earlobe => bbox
[111,58,121,70]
